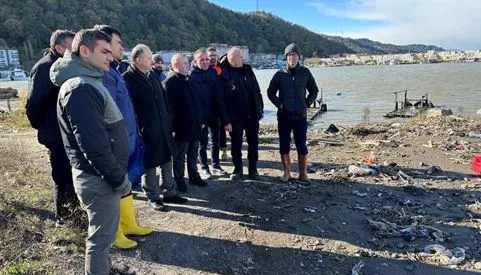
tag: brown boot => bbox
[298,154,311,183]
[280,154,291,182]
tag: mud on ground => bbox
[1,114,481,274]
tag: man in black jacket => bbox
[51,29,131,275]
[219,47,264,180]
[25,29,77,225]
[267,43,319,183]
[123,44,187,209]
[164,53,206,192]
[190,48,227,179]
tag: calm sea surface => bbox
[2,62,480,127]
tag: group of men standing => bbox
[25,25,318,274]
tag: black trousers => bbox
[48,145,78,219]
[229,117,259,173]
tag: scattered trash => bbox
[352,190,368,197]
[368,219,450,242]
[472,156,481,175]
[324,124,340,134]
[469,132,481,139]
[397,170,412,181]
[426,166,442,175]
[351,260,364,275]
[403,183,428,195]
[421,244,465,266]
[304,206,317,213]
[361,152,377,165]
[422,139,433,148]
[349,165,379,176]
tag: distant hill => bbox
[0,0,443,68]
[324,36,444,54]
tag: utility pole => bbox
[256,0,259,11]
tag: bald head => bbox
[227,47,243,68]
[171,53,189,75]
[131,44,152,74]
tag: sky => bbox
[207,0,481,50]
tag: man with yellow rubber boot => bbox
[95,25,152,249]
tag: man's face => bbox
[56,37,73,56]
[136,48,153,73]
[110,34,124,61]
[207,50,217,65]
[173,56,189,75]
[287,52,299,68]
[194,52,210,71]
[229,51,243,68]
[152,59,163,70]
[84,40,113,73]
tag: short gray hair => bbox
[71,29,111,55]
[131,44,150,61]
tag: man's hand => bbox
[172,132,176,138]
[224,124,232,132]
[114,176,132,196]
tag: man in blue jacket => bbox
[94,25,151,250]
[267,43,319,183]
[190,48,228,179]
[26,29,77,226]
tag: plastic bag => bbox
[472,155,481,175]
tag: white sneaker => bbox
[201,169,213,179]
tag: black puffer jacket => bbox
[218,58,263,125]
[267,65,319,120]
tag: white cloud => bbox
[307,0,481,50]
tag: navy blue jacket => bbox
[26,49,63,148]
[189,66,222,123]
[267,65,319,120]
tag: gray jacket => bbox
[267,65,319,120]
[50,53,129,189]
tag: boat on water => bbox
[384,90,434,118]
[307,88,327,122]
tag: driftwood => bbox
[0,87,19,99]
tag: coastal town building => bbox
[0,48,19,68]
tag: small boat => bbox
[384,90,434,118]
[307,88,327,122]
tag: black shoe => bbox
[248,172,260,180]
[147,199,168,211]
[229,173,243,180]
[177,180,188,193]
[190,176,208,187]
[163,195,188,204]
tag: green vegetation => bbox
[0,0,443,70]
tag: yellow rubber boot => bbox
[120,194,152,236]
[113,225,137,249]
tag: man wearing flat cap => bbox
[267,43,319,183]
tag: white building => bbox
[0,48,19,68]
